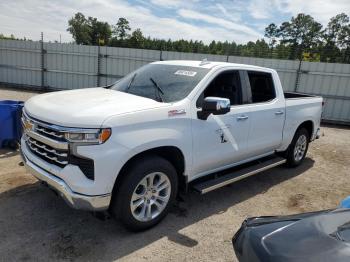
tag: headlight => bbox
[65,128,111,144]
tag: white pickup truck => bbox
[20,60,322,231]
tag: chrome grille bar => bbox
[28,138,67,157]
[26,139,68,165]
[36,126,65,139]
[26,130,68,150]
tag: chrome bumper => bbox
[20,146,111,211]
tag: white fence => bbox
[0,39,349,124]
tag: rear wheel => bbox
[110,155,178,231]
[285,128,310,167]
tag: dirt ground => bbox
[1,87,350,261]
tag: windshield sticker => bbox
[174,70,197,77]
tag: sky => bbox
[0,0,349,44]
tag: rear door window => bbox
[247,71,275,103]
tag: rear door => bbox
[243,71,285,157]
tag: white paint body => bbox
[22,61,323,199]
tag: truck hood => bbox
[25,88,165,127]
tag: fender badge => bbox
[216,129,228,143]
[168,109,186,117]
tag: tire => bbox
[285,127,310,167]
[110,155,178,231]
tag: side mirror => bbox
[197,97,230,120]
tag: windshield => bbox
[111,64,209,103]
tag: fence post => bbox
[294,59,302,92]
[40,32,46,90]
[160,49,163,61]
[96,45,101,87]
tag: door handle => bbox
[275,111,284,115]
[237,115,249,121]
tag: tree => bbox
[0,34,30,41]
[87,17,111,46]
[113,18,131,40]
[129,28,145,48]
[339,24,350,48]
[67,13,91,45]
[254,39,270,58]
[335,15,350,63]
[264,23,278,48]
[65,12,350,63]
[324,13,349,47]
[278,14,323,60]
[274,43,292,59]
[67,13,111,45]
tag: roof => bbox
[152,60,275,72]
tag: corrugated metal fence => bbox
[0,39,349,124]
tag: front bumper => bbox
[20,145,111,211]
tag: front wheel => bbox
[285,128,310,167]
[110,155,178,231]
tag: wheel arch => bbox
[297,120,314,140]
[112,146,186,195]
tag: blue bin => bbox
[340,196,350,208]
[0,100,24,148]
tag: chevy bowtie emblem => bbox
[23,118,33,132]
[168,109,186,117]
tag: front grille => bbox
[27,137,68,166]
[23,112,95,180]
[23,112,69,168]
[35,124,66,142]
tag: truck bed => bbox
[284,92,318,99]
[283,92,323,143]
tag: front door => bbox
[191,70,251,177]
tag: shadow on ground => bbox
[0,149,19,159]
[0,158,314,261]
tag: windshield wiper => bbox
[125,73,137,92]
[149,77,165,102]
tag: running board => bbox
[192,156,286,194]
